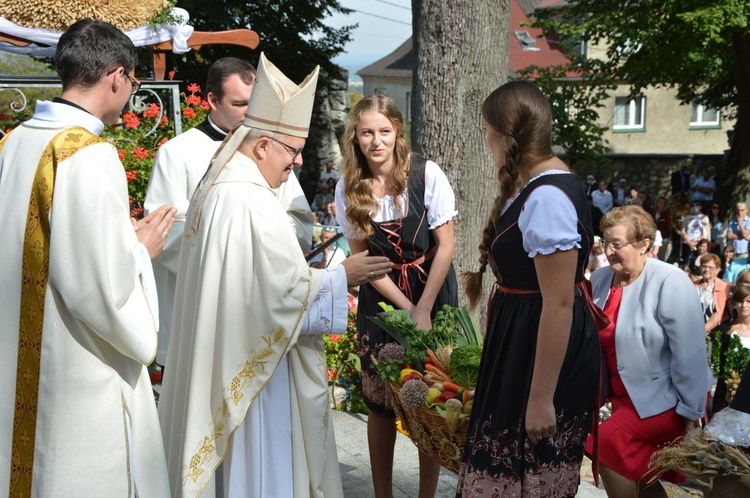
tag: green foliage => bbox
[530,0,749,112]
[710,330,750,380]
[523,0,750,172]
[518,60,615,168]
[171,0,356,85]
[324,307,367,413]
[369,303,481,373]
[449,344,483,388]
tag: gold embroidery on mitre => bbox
[9,127,106,497]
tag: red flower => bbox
[186,94,201,106]
[125,170,138,182]
[0,113,8,121]
[122,111,140,129]
[186,83,201,94]
[157,136,169,147]
[132,147,149,160]
[183,107,196,119]
[143,103,161,119]
[167,71,175,80]
[199,99,210,111]
[159,116,170,128]
[131,205,143,218]
[328,334,343,343]
[117,149,127,160]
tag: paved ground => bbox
[333,410,608,498]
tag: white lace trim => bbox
[527,241,581,259]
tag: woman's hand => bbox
[525,395,556,446]
[410,305,432,331]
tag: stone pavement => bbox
[333,410,608,498]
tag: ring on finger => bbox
[368,270,377,280]
[163,231,168,238]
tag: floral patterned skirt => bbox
[456,291,600,497]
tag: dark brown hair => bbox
[463,81,555,309]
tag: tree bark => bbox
[725,31,750,208]
[411,0,510,310]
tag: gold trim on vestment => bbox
[187,275,313,497]
[8,127,106,497]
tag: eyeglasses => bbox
[600,239,639,251]
[267,136,303,160]
[106,67,141,95]
[700,265,717,270]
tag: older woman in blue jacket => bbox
[585,205,712,498]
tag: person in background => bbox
[670,192,690,263]
[144,57,312,375]
[584,174,597,196]
[586,206,712,498]
[615,178,628,206]
[671,163,691,197]
[336,93,458,498]
[320,159,339,182]
[737,268,750,289]
[311,181,334,211]
[726,202,750,269]
[720,245,736,282]
[308,227,346,269]
[592,179,614,214]
[458,81,600,497]
[681,200,711,265]
[691,166,716,213]
[688,238,710,277]
[708,202,726,255]
[586,235,609,278]
[0,19,173,496]
[638,186,654,214]
[710,285,750,414]
[653,196,672,261]
[695,253,731,335]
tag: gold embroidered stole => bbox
[8,127,106,497]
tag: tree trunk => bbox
[725,32,750,207]
[411,0,510,311]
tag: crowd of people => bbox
[0,17,746,498]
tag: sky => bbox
[323,0,413,80]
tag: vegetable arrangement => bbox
[370,303,483,433]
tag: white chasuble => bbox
[0,101,169,497]
[159,152,345,498]
[145,123,313,365]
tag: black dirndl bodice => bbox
[357,156,458,414]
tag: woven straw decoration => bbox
[0,0,168,32]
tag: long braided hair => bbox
[342,94,411,239]
[463,81,555,309]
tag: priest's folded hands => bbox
[341,250,393,287]
[133,204,177,259]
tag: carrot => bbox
[442,381,465,393]
[462,389,472,404]
[426,349,445,371]
[424,363,453,383]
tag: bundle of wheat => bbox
[0,0,167,32]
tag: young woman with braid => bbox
[456,81,602,497]
[335,94,458,498]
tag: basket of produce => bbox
[370,303,482,473]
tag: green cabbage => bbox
[449,344,482,388]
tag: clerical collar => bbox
[195,116,227,142]
[52,97,93,116]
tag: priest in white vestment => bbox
[158,53,393,498]
[144,58,315,368]
[0,20,171,497]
